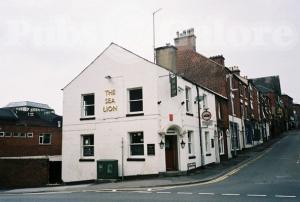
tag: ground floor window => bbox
[129,132,144,156]
[82,134,94,157]
[230,122,240,150]
[205,131,211,154]
[188,131,194,155]
[39,133,51,144]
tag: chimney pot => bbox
[174,28,196,51]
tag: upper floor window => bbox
[39,133,51,145]
[244,86,247,98]
[82,94,95,117]
[249,86,253,99]
[129,132,144,156]
[239,83,243,96]
[82,134,94,157]
[217,101,222,120]
[4,132,11,137]
[128,88,143,113]
[185,86,192,113]
[203,94,208,109]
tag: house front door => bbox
[165,135,178,171]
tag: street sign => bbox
[202,110,212,121]
[169,73,177,97]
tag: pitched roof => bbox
[176,49,230,97]
[62,42,225,99]
[250,76,281,94]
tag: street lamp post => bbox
[153,8,162,64]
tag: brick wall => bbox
[0,159,49,188]
[0,124,61,157]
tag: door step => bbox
[159,171,187,177]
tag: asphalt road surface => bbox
[1,131,300,202]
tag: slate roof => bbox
[250,76,281,95]
[176,49,230,97]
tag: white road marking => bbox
[247,194,267,197]
[177,192,193,195]
[20,191,75,195]
[156,192,171,194]
[275,195,296,198]
[198,192,215,195]
[221,193,240,196]
[136,191,152,194]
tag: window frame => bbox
[129,131,144,157]
[128,87,143,114]
[219,131,225,155]
[185,86,192,113]
[0,132,4,137]
[81,93,95,118]
[39,133,52,145]
[4,132,12,137]
[27,132,33,138]
[205,131,211,154]
[217,101,222,120]
[187,131,194,155]
[81,134,94,158]
[203,94,208,109]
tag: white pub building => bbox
[62,43,222,183]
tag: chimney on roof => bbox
[174,28,196,51]
[155,43,177,73]
[209,55,225,66]
[229,66,240,76]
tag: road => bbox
[1,131,300,201]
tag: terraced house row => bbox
[1,28,299,187]
[61,28,299,183]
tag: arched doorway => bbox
[165,126,180,171]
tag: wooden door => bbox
[165,135,178,171]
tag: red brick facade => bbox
[0,123,61,157]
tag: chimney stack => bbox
[209,55,225,66]
[229,66,240,75]
[174,28,196,51]
[155,44,177,73]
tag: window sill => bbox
[126,113,144,117]
[79,158,95,162]
[186,113,194,117]
[127,158,145,162]
[206,153,212,157]
[80,117,95,121]
[188,155,196,159]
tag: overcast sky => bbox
[1,0,299,115]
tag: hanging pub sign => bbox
[202,110,212,121]
[169,73,177,97]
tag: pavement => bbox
[0,133,286,195]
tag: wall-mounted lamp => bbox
[159,140,165,149]
[180,139,186,149]
[105,75,112,79]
